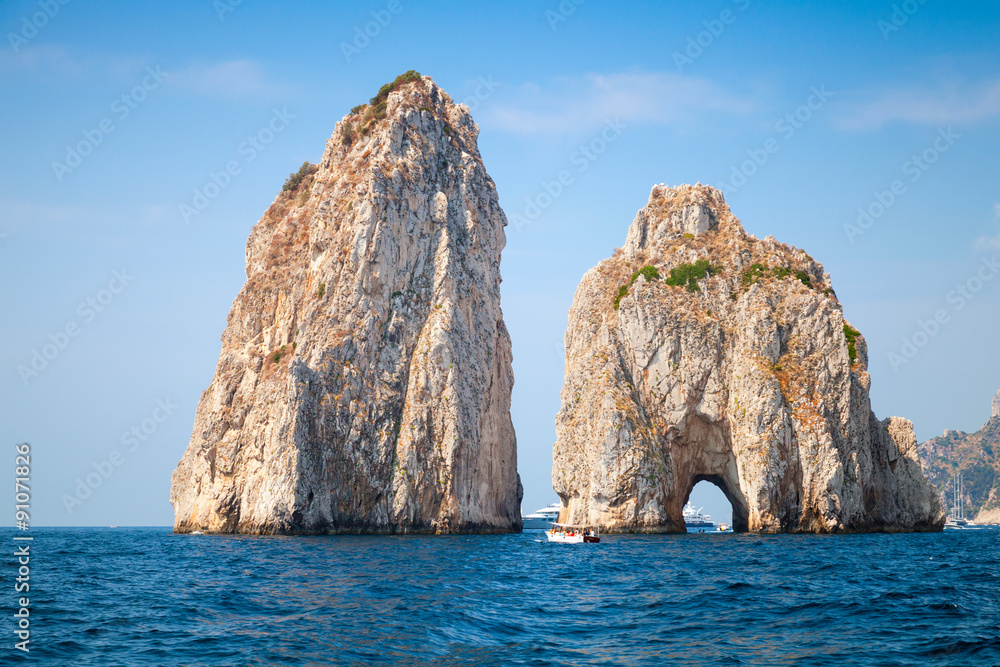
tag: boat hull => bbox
[545,531,600,544]
[523,517,556,530]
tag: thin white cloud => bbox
[167,60,286,99]
[139,204,172,227]
[838,79,1000,130]
[0,47,286,100]
[481,72,757,135]
[0,44,78,75]
[0,199,88,233]
[0,44,145,78]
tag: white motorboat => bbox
[545,523,600,543]
[523,503,562,530]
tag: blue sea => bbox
[8,527,1000,665]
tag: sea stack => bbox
[553,184,944,533]
[171,72,521,534]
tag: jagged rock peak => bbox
[554,183,943,534]
[624,184,735,255]
[171,72,521,534]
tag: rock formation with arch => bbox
[553,184,943,533]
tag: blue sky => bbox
[3,0,999,526]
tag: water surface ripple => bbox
[11,527,1000,665]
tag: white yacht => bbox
[683,502,716,530]
[523,503,562,530]
[945,472,973,529]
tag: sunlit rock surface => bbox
[554,184,943,533]
[171,75,520,534]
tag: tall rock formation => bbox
[171,72,521,534]
[919,388,1000,524]
[554,184,943,533]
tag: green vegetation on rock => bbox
[341,122,355,145]
[370,70,421,114]
[345,70,423,142]
[613,265,661,309]
[843,323,860,364]
[613,284,630,310]
[664,260,721,293]
[741,263,767,289]
[772,266,792,280]
[741,263,813,291]
[283,162,319,192]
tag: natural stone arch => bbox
[683,474,749,533]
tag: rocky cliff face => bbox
[919,389,1000,524]
[554,184,943,533]
[171,73,521,534]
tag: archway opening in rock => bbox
[684,475,749,533]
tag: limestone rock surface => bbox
[171,74,520,534]
[553,184,943,533]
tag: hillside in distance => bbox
[918,388,1000,523]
